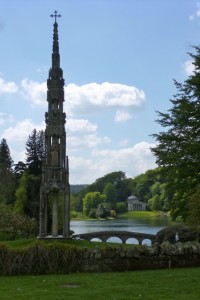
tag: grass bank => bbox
[0,267,200,300]
[71,210,170,220]
[0,238,128,250]
[118,210,163,219]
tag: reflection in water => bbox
[71,217,170,236]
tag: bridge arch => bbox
[91,238,102,242]
[126,238,139,245]
[72,231,156,245]
[106,237,122,244]
[142,239,152,246]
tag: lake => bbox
[70,216,170,244]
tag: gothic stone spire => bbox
[39,12,70,239]
[50,11,61,69]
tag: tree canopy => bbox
[0,139,16,204]
[83,192,107,216]
[151,46,200,221]
[25,129,44,175]
[0,138,13,169]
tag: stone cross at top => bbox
[50,10,61,23]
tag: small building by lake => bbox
[127,195,147,211]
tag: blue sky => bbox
[0,0,199,184]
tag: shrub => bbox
[156,224,198,244]
[96,203,111,218]
[110,210,117,218]
[0,204,38,240]
[70,211,78,218]
[116,202,127,213]
[88,209,97,219]
[0,241,80,275]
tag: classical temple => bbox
[39,12,70,238]
[127,195,147,211]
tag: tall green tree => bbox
[19,129,45,220]
[14,172,28,215]
[96,203,111,219]
[79,171,132,205]
[25,129,44,175]
[83,192,107,216]
[14,168,41,220]
[187,185,200,226]
[103,183,117,208]
[131,169,160,202]
[0,139,15,204]
[0,138,13,169]
[151,46,200,221]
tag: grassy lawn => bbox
[0,238,132,250]
[118,210,160,219]
[71,210,167,220]
[0,268,200,300]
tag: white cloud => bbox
[69,156,97,184]
[118,139,129,147]
[0,77,18,95]
[1,116,111,163]
[67,118,97,134]
[0,113,14,126]
[67,118,111,150]
[115,110,132,122]
[10,148,26,164]
[65,82,145,115]
[21,79,46,106]
[1,119,45,144]
[1,119,45,163]
[19,80,145,122]
[1,114,156,183]
[68,141,156,184]
[68,134,111,150]
[189,2,200,21]
[184,60,195,76]
[0,112,5,125]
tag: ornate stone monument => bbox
[39,11,70,238]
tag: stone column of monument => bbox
[39,11,70,238]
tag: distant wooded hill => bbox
[70,184,88,195]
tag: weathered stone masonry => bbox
[1,241,200,275]
[76,241,200,272]
[39,12,70,238]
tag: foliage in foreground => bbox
[0,268,200,300]
[0,204,38,240]
[0,241,79,275]
[151,46,200,222]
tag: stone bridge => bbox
[72,231,156,245]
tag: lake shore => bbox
[71,210,171,221]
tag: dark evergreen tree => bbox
[151,46,200,221]
[19,129,45,220]
[0,138,13,169]
[0,139,15,204]
[25,129,45,175]
[25,174,41,219]
[14,161,27,178]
